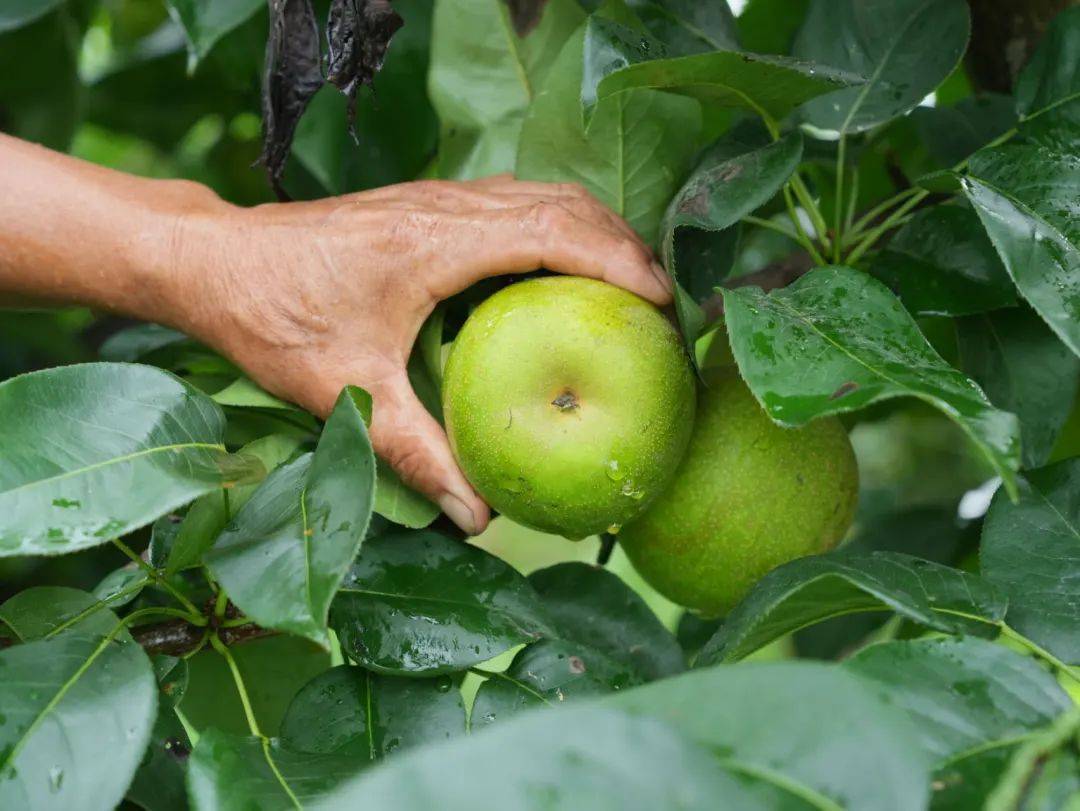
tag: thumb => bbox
[366,374,490,536]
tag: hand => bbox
[173,175,672,535]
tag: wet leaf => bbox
[845,637,1074,763]
[0,586,121,641]
[517,22,702,240]
[582,16,857,128]
[981,459,1080,665]
[869,205,1015,317]
[626,0,739,56]
[331,530,553,674]
[126,705,191,811]
[206,388,376,646]
[661,129,802,348]
[280,665,466,758]
[958,308,1080,468]
[0,363,229,557]
[795,0,970,135]
[261,0,324,198]
[429,0,584,179]
[722,267,1021,496]
[307,706,790,809]
[1014,6,1080,153]
[696,551,1006,666]
[910,95,1017,167]
[611,662,934,811]
[0,599,157,811]
[963,144,1080,357]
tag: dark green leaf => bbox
[675,612,721,661]
[696,552,1006,666]
[932,746,1017,811]
[662,130,802,346]
[471,639,644,728]
[1014,6,1080,152]
[126,705,190,811]
[308,706,789,810]
[516,22,702,240]
[984,709,1080,811]
[0,363,229,557]
[611,662,934,810]
[795,0,970,134]
[0,617,157,810]
[92,564,146,608]
[528,562,683,680]
[0,0,63,32]
[164,0,263,67]
[722,267,1021,496]
[845,637,1074,763]
[187,729,359,810]
[958,308,1080,468]
[0,586,120,640]
[331,530,552,674]
[582,16,857,128]
[628,0,738,56]
[280,665,465,758]
[206,388,376,645]
[180,636,330,736]
[964,145,1080,357]
[910,95,1017,167]
[737,0,809,55]
[870,205,1015,317]
[153,655,189,709]
[429,0,584,179]
[982,459,1080,665]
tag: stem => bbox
[789,173,831,254]
[214,587,229,622]
[741,215,800,242]
[174,705,200,748]
[1000,624,1080,687]
[833,135,846,262]
[844,166,860,235]
[211,633,262,737]
[847,187,921,242]
[846,189,927,265]
[112,538,205,619]
[782,186,827,266]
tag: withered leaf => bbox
[327,0,404,137]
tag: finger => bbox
[366,374,491,536]
[429,202,672,306]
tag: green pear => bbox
[620,367,859,616]
[443,277,695,539]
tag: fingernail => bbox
[439,492,479,536]
[651,260,673,294]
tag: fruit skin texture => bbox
[442,276,696,540]
[620,367,859,617]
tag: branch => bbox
[132,617,276,657]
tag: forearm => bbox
[0,133,225,328]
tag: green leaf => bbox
[737,0,809,56]
[186,729,360,810]
[210,377,292,410]
[305,706,789,809]
[963,145,1080,358]
[0,586,120,640]
[0,616,157,810]
[628,0,739,55]
[722,266,1021,496]
[349,387,439,529]
[163,0,262,68]
[982,459,1080,665]
[696,552,1006,666]
[611,662,934,810]
[516,22,702,240]
[291,0,438,194]
[331,530,552,674]
[0,363,230,557]
[98,324,187,364]
[661,129,803,347]
[280,665,466,758]
[0,0,62,32]
[206,388,376,646]
[845,637,1074,763]
[958,308,1080,468]
[1014,6,1080,152]
[471,639,644,728]
[428,0,585,179]
[528,562,684,680]
[92,564,146,608]
[794,0,970,135]
[910,95,1017,167]
[126,705,190,811]
[582,16,857,128]
[985,708,1080,811]
[869,205,1015,317]
[180,636,330,736]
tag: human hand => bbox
[172,175,672,535]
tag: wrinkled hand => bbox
[177,175,672,535]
